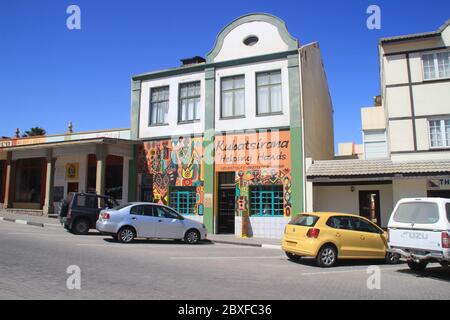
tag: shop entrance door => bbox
[359,190,381,226]
[217,172,235,234]
[427,190,450,198]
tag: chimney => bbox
[15,128,20,138]
[180,56,205,66]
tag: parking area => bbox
[0,219,449,300]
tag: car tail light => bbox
[442,232,450,249]
[387,229,390,242]
[67,209,72,218]
[103,213,110,220]
[306,228,320,238]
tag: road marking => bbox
[261,244,282,250]
[170,256,283,260]
[15,220,28,225]
[300,266,401,276]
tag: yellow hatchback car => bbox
[282,212,400,267]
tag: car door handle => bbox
[158,219,163,222]
[335,233,341,238]
[360,235,365,240]
[132,217,137,220]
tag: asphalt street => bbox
[0,220,449,300]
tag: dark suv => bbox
[59,193,118,235]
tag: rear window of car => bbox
[289,214,319,227]
[75,195,98,209]
[110,203,132,211]
[447,203,450,223]
[393,202,440,224]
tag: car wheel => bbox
[317,245,337,268]
[285,251,302,262]
[407,260,428,272]
[118,227,135,243]
[385,252,401,264]
[184,229,200,245]
[72,219,90,235]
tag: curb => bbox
[0,216,44,227]
[0,216,59,228]
[211,239,282,250]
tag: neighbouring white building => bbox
[307,18,450,227]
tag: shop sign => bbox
[0,140,12,148]
[215,130,291,172]
[65,163,79,180]
[428,178,450,190]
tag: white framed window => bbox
[149,86,169,125]
[363,130,388,160]
[179,82,200,123]
[428,119,450,148]
[221,75,245,118]
[422,51,450,80]
[256,70,282,115]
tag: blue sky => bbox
[0,0,449,146]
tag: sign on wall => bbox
[428,178,450,190]
[65,163,79,180]
[215,130,291,171]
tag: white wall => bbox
[214,59,290,133]
[54,154,88,207]
[412,81,450,116]
[385,86,411,118]
[388,120,415,152]
[392,179,427,205]
[139,71,205,139]
[313,184,394,228]
[213,21,289,63]
[301,43,334,160]
[383,54,409,85]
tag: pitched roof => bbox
[379,18,450,44]
[307,159,450,177]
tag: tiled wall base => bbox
[235,216,290,239]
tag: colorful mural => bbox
[215,130,292,217]
[138,137,204,215]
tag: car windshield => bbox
[393,202,440,224]
[289,214,319,227]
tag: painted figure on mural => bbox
[139,137,204,214]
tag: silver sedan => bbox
[96,202,207,244]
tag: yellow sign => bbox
[65,163,79,180]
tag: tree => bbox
[22,127,46,137]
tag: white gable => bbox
[214,21,290,62]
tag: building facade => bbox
[131,13,334,238]
[0,129,134,215]
[308,19,450,227]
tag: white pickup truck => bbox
[387,198,450,271]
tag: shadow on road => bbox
[101,238,214,246]
[288,257,405,268]
[396,266,450,283]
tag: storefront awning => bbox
[307,159,450,182]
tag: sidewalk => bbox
[0,210,60,227]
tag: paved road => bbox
[0,220,449,300]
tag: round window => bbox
[243,35,259,46]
